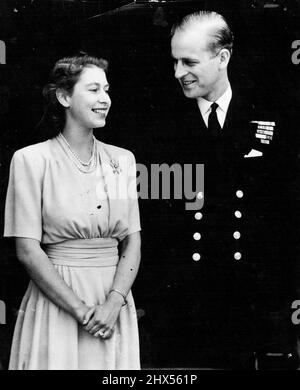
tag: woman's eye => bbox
[90,89,98,92]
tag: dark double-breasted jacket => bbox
[147,87,295,366]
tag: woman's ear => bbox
[56,89,71,108]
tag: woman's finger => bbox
[97,328,114,339]
[89,325,102,335]
[82,306,95,326]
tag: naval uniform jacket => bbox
[152,88,291,361]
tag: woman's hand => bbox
[83,232,141,339]
[15,238,100,324]
[74,303,96,326]
[83,293,124,339]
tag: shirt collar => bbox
[197,84,232,117]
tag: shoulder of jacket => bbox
[13,140,52,162]
[98,140,135,160]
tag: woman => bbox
[4,54,141,370]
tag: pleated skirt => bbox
[9,238,140,370]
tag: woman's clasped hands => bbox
[81,293,124,340]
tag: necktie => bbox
[207,102,221,138]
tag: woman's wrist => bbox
[108,289,127,306]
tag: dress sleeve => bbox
[4,150,43,241]
[126,152,141,235]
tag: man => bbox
[172,11,232,102]
[150,10,295,369]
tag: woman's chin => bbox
[93,121,106,129]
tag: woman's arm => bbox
[84,231,141,338]
[15,237,95,324]
[110,231,141,298]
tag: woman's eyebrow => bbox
[86,82,100,87]
[86,82,110,88]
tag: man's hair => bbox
[171,11,234,56]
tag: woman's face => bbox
[65,65,111,130]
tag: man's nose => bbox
[174,62,187,79]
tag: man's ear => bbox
[219,48,231,69]
[56,89,71,108]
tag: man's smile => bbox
[181,79,197,87]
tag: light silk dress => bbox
[4,136,141,370]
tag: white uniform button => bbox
[197,192,204,200]
[192,253,201,261]
[193,232,201,241]
[233,231,241,239]
[234,252,242,260]
[236,190,244,198]
[195,212,203,220]
[234,210,242,219]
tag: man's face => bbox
[171,27,223,101]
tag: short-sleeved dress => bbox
[4,135,141,370]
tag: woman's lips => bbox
[92,108,108,118]
[92,108,107,113]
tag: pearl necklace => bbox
[58,132,97,173]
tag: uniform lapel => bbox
[223,90,254,157]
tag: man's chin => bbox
[182,89,198,99]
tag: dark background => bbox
[0,0,300,369]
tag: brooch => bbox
[110,158,121,174]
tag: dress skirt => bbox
[9,238,140,370]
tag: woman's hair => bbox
[41,53,108,136]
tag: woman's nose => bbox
[99,92,111,106]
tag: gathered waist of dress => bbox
[45,238,119,267]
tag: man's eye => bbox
[90,89,98,92]
[185,61,196,66]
